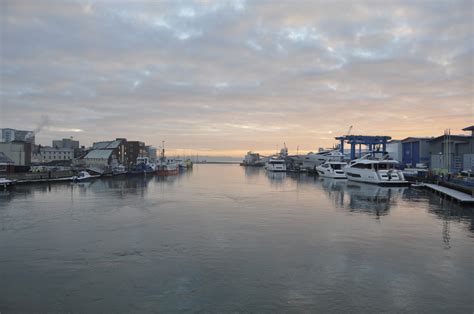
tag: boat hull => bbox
[0,180,15,190]
[345,171,409,185]
[156,168,179,176]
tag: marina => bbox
[1,164,472,312]
[1,1,473,312]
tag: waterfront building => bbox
[1,128,35,144]
[400,137,432,168]
[82,149,118,173]
[0,152,15,173]
[35,146,74,162]
[386,140,402,163]
[0,141,32,167]
[125,141,146,166]
[92,138,144,166]
[428,127,474,172]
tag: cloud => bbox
[0,0,472,155]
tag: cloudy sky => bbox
[1,0,473,156]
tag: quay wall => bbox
[5,170,74,182]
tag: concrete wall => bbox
[0,142,31,166]
[463,154,474,171]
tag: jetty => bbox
[422,183,474,205]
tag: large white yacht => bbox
[315,161,348,179]
[297,149,345,171]
[265,159,287,172]
[344,154,408,185]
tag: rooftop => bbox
[462,125,474,131]
[84,149,113,159]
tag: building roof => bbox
[462,125,474,131]
[0,152,14,164]
[106,139,123,149]
[92,139,124,149]
[429,134,471,143]
[401,137,433,143]
[92,141,112,149]
[84,149,113,159]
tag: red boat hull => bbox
[156,168,179,176]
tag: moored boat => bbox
[71,171,100,182]
[265,159,287,172]
[112,165,128,176]
[0,177,16,190]
[292,149,345,171]
[344,154,408,185]
[316,161,348,179]
[156,141,179,176]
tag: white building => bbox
[36,147,74,162]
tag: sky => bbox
[1,0,473,156]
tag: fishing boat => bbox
[71,171,100,182]
[156,141,179,176]
[265,159,287,172]
[344,154,408,185]
[130,157,155,175]
[315,161,348,179]
[0,178,16,190]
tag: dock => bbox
[423,183,474,205]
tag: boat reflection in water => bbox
[319,177,347,208]
[265,170,286,183]
[319,177,406,217]
[345,181,406,216]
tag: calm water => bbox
[1,164,473,313]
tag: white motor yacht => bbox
[265,159,287,172]
[315,161,348,179]
[298,150,345,171]
[344,154,408,185]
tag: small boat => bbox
[185,159,193,169]
[71,171,100,182]
[112,165,128,176]
[315,161,348,179]
[344,154,408,185]
[0,177,16,190]
[265,159,287,172]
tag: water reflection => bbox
[345,182,406,216]
[316,176,406,217]
[319,177,347,208]
[265,171,286,183]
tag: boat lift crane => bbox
[335,134,391,160]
